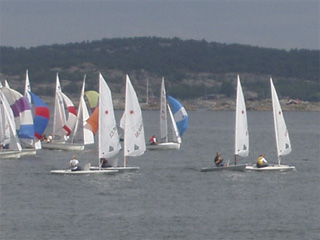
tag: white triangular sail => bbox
[53,73,77,139]
[167,104,181,144]
[160,77,168,142]
[124,75,146,166]
[99,73,121,161]
[24,70,41,150]
[53,74,67,137]
[234,75,249,159]
[271,78,291,165]
[71,75,94,145]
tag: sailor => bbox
[47,135,53,143]
[257,154,268,168]
[149,135,158,145]
[214,152,224,167]
[100,158,112,168]
[69,155,81,171]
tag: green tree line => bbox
[0,37,319,101]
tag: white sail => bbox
[271,78,291,164]
[168,104,181,144]
[124,75,146,161]
[234,75,249,157]
[71,76,94,145]
[0,90,22,151]
[24,70,32,104]
[53,73,67,137]
[52,73,77,139]
[99,73,121,160]
[160,77,168,142]
[24,70,41,150]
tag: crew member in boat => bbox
[100,158,112,168]
[214,152,224,167]
[256,154,268,168]
[46,135,53,143]
[149,135,158,145]
[69,155,82,171]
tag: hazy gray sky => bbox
[0,0,319,50]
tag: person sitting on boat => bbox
[46,135,53,143]
[257,154,268,168]
[214,152,224,167]
[100,158,112,168]
[149,135,158,145]
[41,134,47,142]
[69,155,82,171]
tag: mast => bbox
[146,78,149,105]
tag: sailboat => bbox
[110,74,145,172]
[0,88,22,159]
[246,78,295,171]
[42,73,84,151]
[51,74,118,175]
[201,75,248,172]
[147,77,182,150]
[1,80,36,156]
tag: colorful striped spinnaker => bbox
[28,91,50,139]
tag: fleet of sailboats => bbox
[1,72,296,174]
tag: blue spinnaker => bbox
[167,95,189,137]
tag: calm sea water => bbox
[0,110,319,240]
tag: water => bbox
[0,110,319,240]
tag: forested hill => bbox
[0,37,319,102]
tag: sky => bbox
[0,0,319,50]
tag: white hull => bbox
[20,149,37,156]
[246,164,295,172]
[201,165,247,172]
[90,166,139,173]
[0,150,21,159]
[147,142,180,150]
[42,142,84,151]
[50,169,118,175]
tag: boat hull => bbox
[20,149,37,156]
[147,142,180,150]
[42,142,85,151]
[50,169,118,175]
[246,164,295,172]
[201,165,247,172]
[0,150,21,159]
[89,166,140,173]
